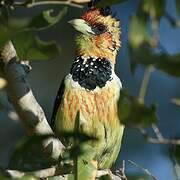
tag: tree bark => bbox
[1,41,64,160]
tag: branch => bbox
[140,124,180,145]
[115,160,128,180]
[6,168,122,179]
[6,167,60,179]
[138,65,154,104]
[14,0,91,8]
[128,160,157,180]
[1,41,64,160]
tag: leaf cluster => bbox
[118,90,157,128]
[128,0,180,77]
[0,7,67,61]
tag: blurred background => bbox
[0,0,180,179]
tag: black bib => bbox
[70,56,112,90]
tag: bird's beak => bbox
[68,19,95,35]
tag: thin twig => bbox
[14,0,85,8]
[151,124,163,140]
[116,160,127,180]
[128,160,157,180]
[149,7,160,48]
[140,128,180,145]
[138,65,154,104]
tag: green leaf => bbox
[142,0,165,19]
[60,113,97,180]
[0,168,8,180]
[18,174,38,180]
[0,26,11,48]
[9,135,57,171]
[176,0,180,15]
[62,132,97,144]
[12,31,60,61]
[118,90,157,128]
[0,8,67,50]
[74,145,97,180]
[61,145,97,180]
[0,17,30,48]
[96,0,127,7]
[128,15,150,49]
[28,7,68,31]
[129,45,180,77]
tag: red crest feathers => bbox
[82,8,101,23]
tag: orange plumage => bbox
[52,7,124,170]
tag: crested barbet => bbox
[51,7,124,170]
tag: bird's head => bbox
[69,8,121,65]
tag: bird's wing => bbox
[50,77,65,130]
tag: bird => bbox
[51,7,124,171]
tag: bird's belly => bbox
[55,74,121,134]
[55,75,124,168]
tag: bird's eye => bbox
[92,24,107,35]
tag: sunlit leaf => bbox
[29,7,68,30]
[59,112,97,180]
[12,31,60,61]
[0,77,7,89]
[129,45,180,77]
[128,15,150,49]
[171,98,180,106]
[96,0,127,7]
[118,90,157,128]
[74,145,97,180]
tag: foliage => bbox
[176,0,180,15]
[128,15,150,49]
[0,7,67,61]
[13,32,60,61]
[0,0,179,179]
[129,45,180,76]
[128,0,180,77]
[118,90,157,128]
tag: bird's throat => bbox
[70,56,112,91]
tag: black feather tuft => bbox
[100,7,112,16]
[88,0,112,16]
[88,0,100,7]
